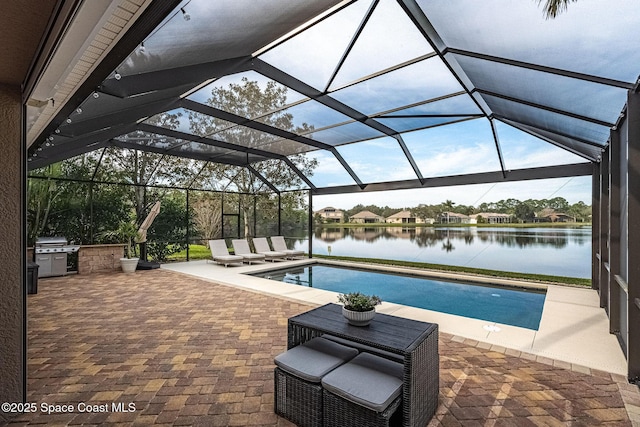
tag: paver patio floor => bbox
[4,269,639,426]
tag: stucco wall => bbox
[0,85,24,420]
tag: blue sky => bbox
[158,0,640,209]
[176,67,594,209]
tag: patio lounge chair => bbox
[208,240,243,267]
[252,237,287,262]
[231,239,266,265]
[271,236,305,259]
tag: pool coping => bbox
[161,258,627,376]
[254,258,551,291]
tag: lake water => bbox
[290,226,592,279]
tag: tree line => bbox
[337,197,591,223]
[27,78,314,260]
[28,163,309,262]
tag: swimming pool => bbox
[250,264,546,330]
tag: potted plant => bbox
[338,292,382,326]
[101,220,141,273]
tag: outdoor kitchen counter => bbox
[34,237,80,278]
[77,244,125,275]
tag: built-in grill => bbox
[34,237,80,278]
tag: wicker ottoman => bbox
[321,352,404,427]
[274,337,358,427]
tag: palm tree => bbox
[538,0,577,18]
[443,200,456,211]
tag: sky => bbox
[137,0,638,211]
[313,175,592,211]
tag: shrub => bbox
[338,292,382,312]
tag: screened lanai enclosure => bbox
[24,0,640,380]
[27,158,311,262]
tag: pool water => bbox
[250,264,546,330]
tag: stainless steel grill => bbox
[34,237,80,278]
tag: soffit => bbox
[26,0,154,147]
[0,0,58,86]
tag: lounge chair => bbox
[252,237,286,262]
[208,239,243,267]
[231,239,266,265]
[271,236,305,259]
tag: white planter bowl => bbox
[342,306,376,326]
[120,257,139,273]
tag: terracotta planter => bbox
[342,306,376,326]
[120,257,139,273]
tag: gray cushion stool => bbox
[321,352,404,427]
[274,337,358,427]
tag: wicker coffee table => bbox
[287,303,439,427]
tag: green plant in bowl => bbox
[338,292,382,326]
[338,292,382,311]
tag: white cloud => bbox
[253,0,620,209]
[503,146,582,170]
[420,0,640,82]
[414,143,499,177]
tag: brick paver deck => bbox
[3,269,639,426]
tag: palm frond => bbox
[537,0,577,19]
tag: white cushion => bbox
[213,254,243,263]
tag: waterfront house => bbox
[438,212,471,224]
[350,210,385,224]
[535,209,576,223]
[538,212,576,223]
[469,212,513,224]
[315,207,344,223]
[386,210,431,224]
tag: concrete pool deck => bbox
[162,258,627,376]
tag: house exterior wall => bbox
[386,212,423,224]
[349,211,384,223]
[386,217,406,224]
[316,208,343,223]
[470,213,513,224]
[438,212,470,223]
[0,85,24,419]
[351,217,382,224]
